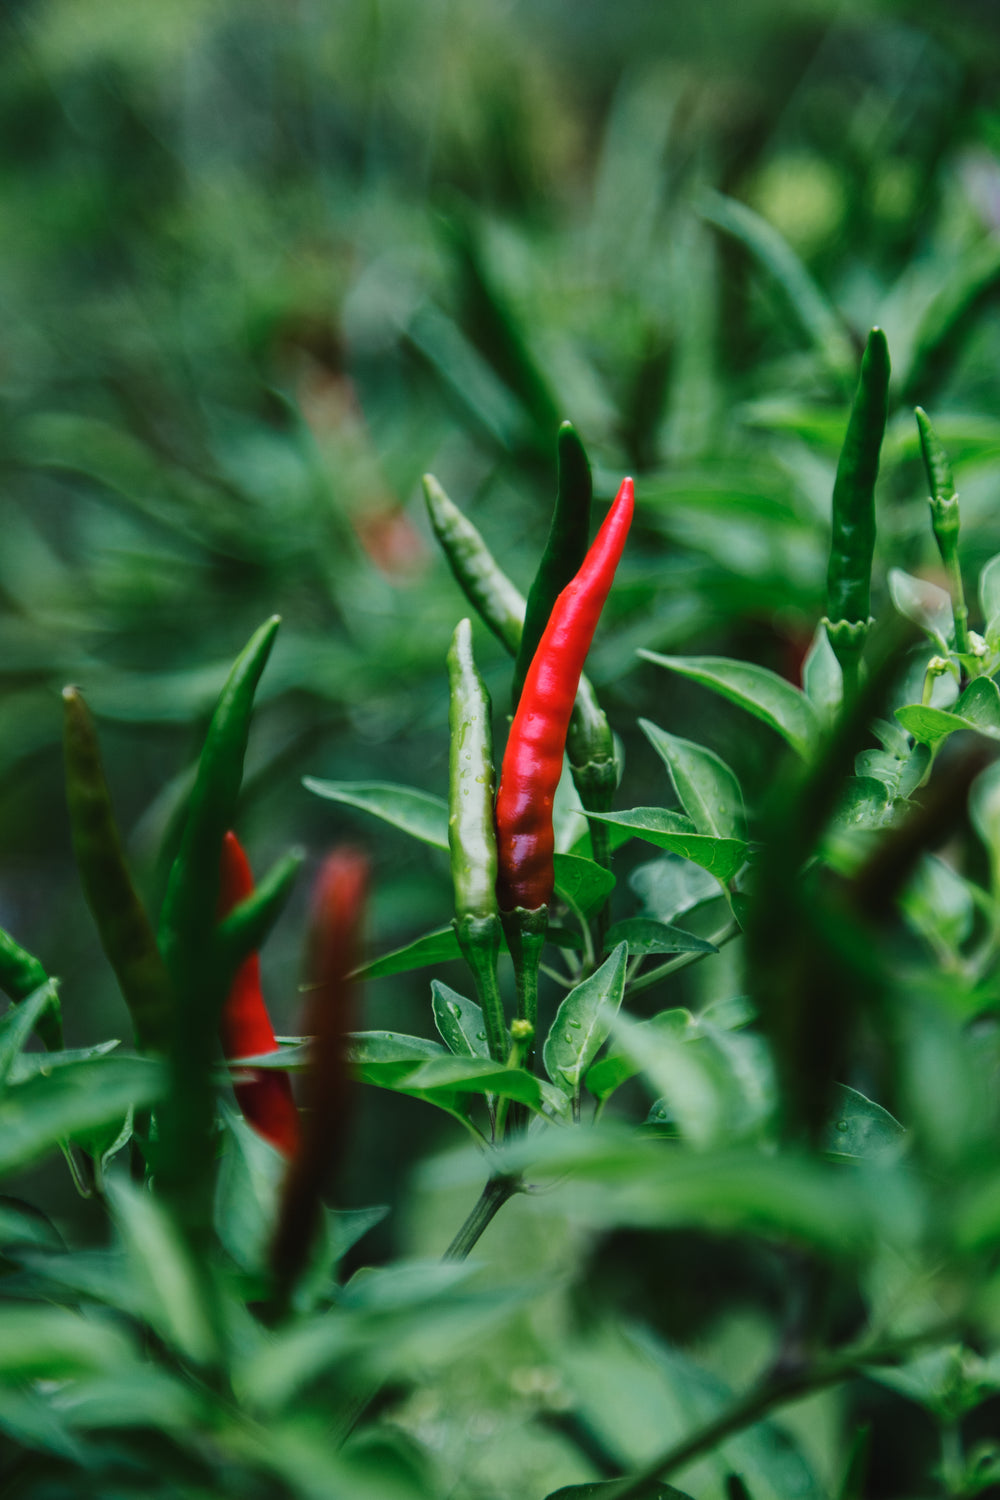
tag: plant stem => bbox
[444,1174,519,1260]
[627,920,740,996]
[602,1325,955,1500]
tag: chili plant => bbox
[5,340,1000,1500]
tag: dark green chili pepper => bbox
[63,686,173,1053]
[424,469,618,825]
[0,928,61,1051]
[156,616,280,1240]
[824,327,890,693]
[915,406,972,656]
[447,619,507,1063]
[512,421,593,706]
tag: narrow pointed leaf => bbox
[431,981,491,1058]
[353,925,462,981]
[303,779,449,850]
[543,943,628,1094]
[554,852,617,915]
[587,809,747,881]
[0,1056,165,1176]
[639,652,819,758]
[0,983,61,1088]
[603,919,717,957]
[640,718,746,839]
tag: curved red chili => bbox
[218,831,300,1158]
[495,476,634,911]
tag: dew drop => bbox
[447,1001,462,1017]
[836,1119,848,1132]
[476,1031,487,1042]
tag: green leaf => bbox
[970,760,1000,886]
[215,1106,284,1273]
[896,693,1000,748]
[640,719,747,840]
[587,809,748,882]
[348,1031,446,1086]
[801,621,843,726]
[354,925,462,981]
[543,943,628,1095]
[829,777,891,833]
[901,854,975,954]
[0,982,62,1088]
[888,568,952,646]
[979,554,1000,636]
[607,1011,775,1146]
[822,1084,905,1161]
[303,779,448,850]
[639,652,819,759]
[327,1205,390,1263]
[699,189,853,378]
[0,1056,165,1177]
[8,1039,121,1085]
[547,1484,694,1499]
[604,918,718,957]
[0,1303,138,1379]
[630,857,720,925]
[955,675,1000,733]
[585,1009,696,1102]
[107,1177,218,1366]
[431,981,491,1058]
[401,1056,543,1109]
[554,852,617,916]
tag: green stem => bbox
[455,914,508,1064]
[444,1174,519,1260]
[627,920,740,996]
[603,1324,955,1500]
[945,555,973,661]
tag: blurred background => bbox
[3,0,1000,1258]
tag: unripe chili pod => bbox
[495,476,635,913]
[218,833,299,1159]
[270,847,368,1301]
[824,328,890,688]
[423,475,523,655]
[915,406,971,656]
[447,619,507,1063]
[63,686,172,1053]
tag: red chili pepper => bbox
[495,476,634,911]
[270,847,368,1296]
[218,832,300,1158]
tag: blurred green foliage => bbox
[5,1,1000,1492]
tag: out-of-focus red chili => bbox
[218,831,300,1158]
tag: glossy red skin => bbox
[218,832,300,1158]
[495,476,634,910]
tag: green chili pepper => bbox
[0,928,61,1051]
[824,327,890,694]
[424,469,618,824]
[447,619,507,1064]
[915,406,972,657]
[63,687,173,1054]
[423,475,523,655]
[156,616,280,1239]
[512,422,593,706]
